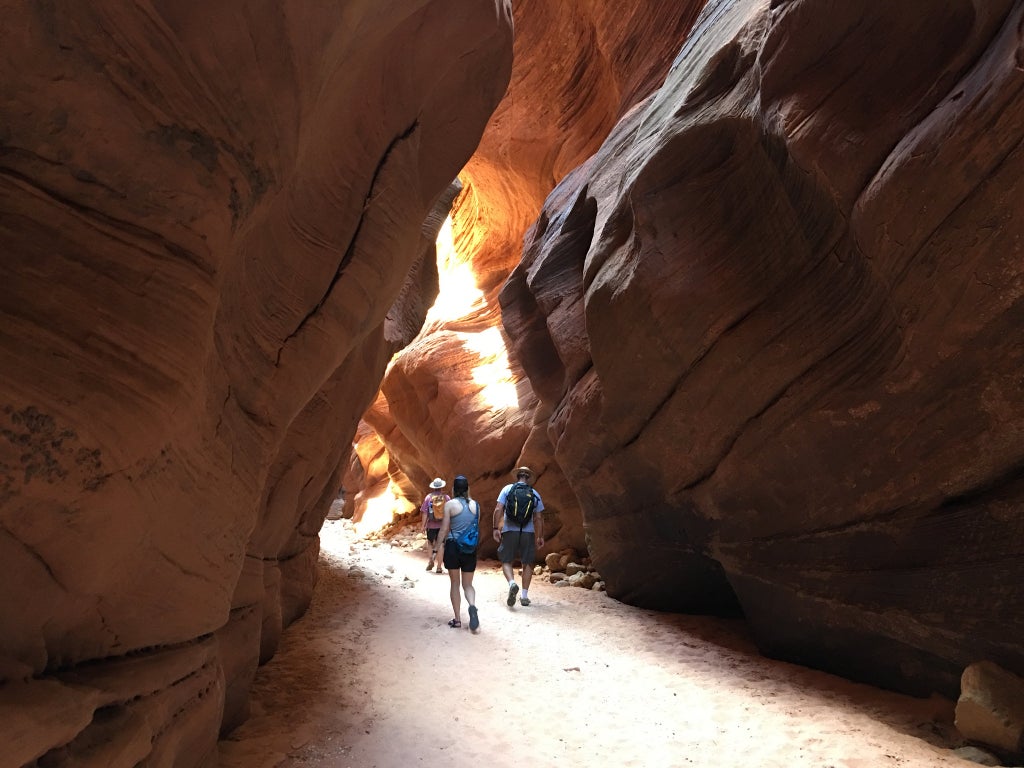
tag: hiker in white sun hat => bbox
[420,477,450,573]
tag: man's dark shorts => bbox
[426,527,440,544]
[441,539,477,572]
[497,530,536,565]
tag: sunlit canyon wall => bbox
[355,0,709,556]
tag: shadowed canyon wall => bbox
[4,0,1024,763]
[1,2,512,764]
[501,0,1024,698]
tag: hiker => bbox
[492,466,545,607]
[421,477,449,573]
[435,474,482,632]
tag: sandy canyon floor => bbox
[217,519,974,768]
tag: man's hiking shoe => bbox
[468,605,480,632]
[520,597,531,606]
[506,582,519,606]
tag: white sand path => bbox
[218,519,967,768]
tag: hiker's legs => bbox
[522,561,534,590]
[460,570,476,608]
[499,531,518,583]
[464,570,480,632]
[448,568,462,620]
[441,541,461,620]
[495,536,512,581]
[426,528,439,568]
[518,531,537,589]
[500,532,524,605]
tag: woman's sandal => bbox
[447,618,461,628]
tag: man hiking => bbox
[492,466,545,607]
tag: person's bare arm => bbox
[492,502,504,542]
[436,502,454,548]
[534,510,544,549]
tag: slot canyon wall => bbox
[1,2,512,765]
[499,0,1024,699]
[362,0,1024,704]
[353,0,709,556]
[2,0,1024,765]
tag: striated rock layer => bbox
[362,0,708,554]
[502,0,1024,697]
[0,2,512,763]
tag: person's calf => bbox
[522,567,534,591]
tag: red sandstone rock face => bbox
[362,0,708,554]
[7,0,1023,758]
[0,2,512,762]
[504,0,1024,697]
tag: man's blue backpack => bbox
[506,482,537,529]
[453,498,480,554]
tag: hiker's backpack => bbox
[506,482,537,528]
[430,492,446,521]
[452,498,480,554]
